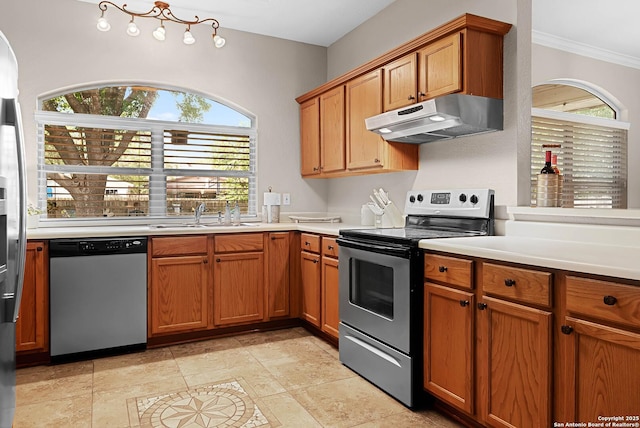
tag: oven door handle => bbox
[336,237,411,258]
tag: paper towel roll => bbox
[264,192,281,206]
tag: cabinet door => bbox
[383,53,418,111]
[300,250,321,327]
[346,69,385,170]
[150,255,210,336]
[424,283,474,413]
[418,32,462,100]
[300,97,321,176]
[561,317,640,421]
[214,252,264,326]
[16,242,48,353]
[321,256,339,339]
[266,232,290,319]
[478,296,551,428]
[320,85,346,174]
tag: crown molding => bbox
[532,30,640,70]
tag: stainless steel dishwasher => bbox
[49,237,147,359]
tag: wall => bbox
[0,0,329,216]
[325,0,532,215]
[532,43,640,207]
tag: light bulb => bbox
[152,24,166,41]
[183,29,195,45]
[126,20,140,37]
[213,34,225,48]
[97,16,111,32]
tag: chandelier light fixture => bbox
[97,1,226,47]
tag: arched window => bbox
[35,85,256,220]
[531,80,630,208]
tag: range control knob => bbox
[470,195,479,205]
[459,194,467,203]
[417,194,424,202]
[409,195,416,203]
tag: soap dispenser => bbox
[224,201,231,225]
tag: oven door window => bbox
[350,259,393,319]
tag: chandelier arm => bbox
[98,1,220,28]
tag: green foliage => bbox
[173,92,211,123]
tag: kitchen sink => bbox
[148,222,260,229]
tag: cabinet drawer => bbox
[566,276,640,328]
[152,235,208,256]
[322,237,339,258]
[482,263,551,307]
[424,254,473,289]
[215,233,263,253]
[301,233,321,253]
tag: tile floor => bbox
[13,327,462,427]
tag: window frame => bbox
[35,88,257,225]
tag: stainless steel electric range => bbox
[337,188,494,408]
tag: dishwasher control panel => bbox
[50,237,148,257]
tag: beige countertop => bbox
[419,236,640,281]
[26,221,362,240]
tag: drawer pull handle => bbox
[438,266,447,273]
[561,325,574,335]
[459,300,469,307]
[603,295,617,306]
[305,241,311,246]
[504,278,516,287]
[328,245,334,250]
[312,259,319,264]
[477,302,487,310]
[408,95,416,101]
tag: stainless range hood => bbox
[365,93,503,144]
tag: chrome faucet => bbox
[195,203,206,224]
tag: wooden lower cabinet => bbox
[16,241,49,353]
[321,254,339,339]
[423,282,474,413]
[149,235,211,336]
[300,249,321,327]
[477,296,551,428]
[266,232,291,319]
[150,254,211,336]
[561,317,640,420]
[213,252,264,326]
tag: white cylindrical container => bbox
[361,203,375,225]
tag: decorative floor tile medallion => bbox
[131,379,274,427]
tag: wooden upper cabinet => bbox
[418,32,462,100]
[383,53,418,111]
[300,97,321,176]
[320,85,346,174]
[346,69,385,171]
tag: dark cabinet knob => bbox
[504,278,516,287]
[603,295,617,306]
[408,95,416,100]
[438,266,447,273]
[418,92,426,98]
[477,302,487,310]
[216,258,221,262]
[328,245,334,250]
[561,325,574,335]
[312,259,318,264]
[37,247,43,251]
[305,242,310,246]
[203,258,208,264]
[459,300,469,307]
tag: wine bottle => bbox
[551,154,560,174]
[540,150,556,174]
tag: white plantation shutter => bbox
[531,108,629,208]
[36,110,256,219]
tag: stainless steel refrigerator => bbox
[0,30,27,428]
